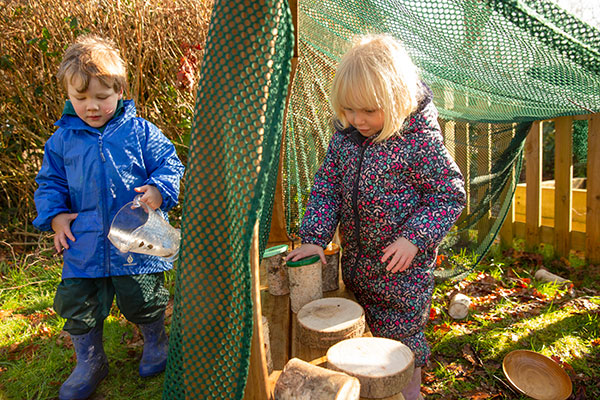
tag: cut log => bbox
[262,315,273,374]
[323,242,341,292]
[263,244,290,296]
[534,269,571,285]
[287,255,323,313]
[448,293,471,320]
[273,357,361,400]
[327,337,414,399]
[297,297,365,349]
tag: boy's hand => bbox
[286,243,326,264]
[51,213,78,254]
[381,236,418,273]
[134,185,163,210]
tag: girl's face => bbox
[343,107,384,137]
[67,76,123,128]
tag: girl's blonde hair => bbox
[57,35,127,93]
[330,34,421,142]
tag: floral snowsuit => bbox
[300,88,466,366]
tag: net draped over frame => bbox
[164,0,600,398]
[162,0,293,398]
[284,0,600,279]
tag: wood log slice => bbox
[448,293,471,320]
[327,337,414,399]
[297,297,365,349]
[273,357,361,400]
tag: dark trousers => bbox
[54,272,169,335]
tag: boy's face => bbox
[67,76,123,128]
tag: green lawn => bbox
[0,242,598,399]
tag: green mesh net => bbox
[165,0,600,397]
[162,1,292,398]
[284,0,600,279]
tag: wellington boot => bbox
[401,366,423,400]
[59,324,109,400]
[138,314,168,377]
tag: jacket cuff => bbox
[399,225,433,252]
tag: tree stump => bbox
[327,337,414,399]
[273,357,361,400]
[297,297,365,349]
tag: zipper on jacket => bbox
[350,141,368,287]
[98,132,110,275]
[98,136,106,162]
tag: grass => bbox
[423,243,600,399]
[1,242,599,399]
[0,246,176,400]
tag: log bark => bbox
[327,337,414,399]
[273,357,361,400]
[287,258,323,313]
[297,297,365,349]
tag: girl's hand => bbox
[286,243,326,264]
[51,212,79,254]
[134,185,163,210]
[381,236,418,273]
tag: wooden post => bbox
[244,222,271,400]
[588,114,600,263]
[455,122,471,239]
[500,124,517,247]
[476,123,492,241]
[267,0,299,246]
[525,121,543,250]
[554,116,573,257]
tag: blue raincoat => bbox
[33,100,185,278]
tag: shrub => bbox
[0,0,213,241]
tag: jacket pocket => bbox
[63,211,103,269]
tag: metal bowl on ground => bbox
[502,350,572,400]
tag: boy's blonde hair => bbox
[330,34,421,142]
[57,35,127,93]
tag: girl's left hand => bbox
[134,185,163,210]
[381,236,418,273]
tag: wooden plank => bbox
[244,222,270,400]
[455,122,471,240]
[513,222,586,252]
[476,123,492,241]
[500,124,517,247]
[513,185,586,232]
[261,291,290,371]
[525,122,543,249]
[442,120,456,159]
[588,114,600,263]
[554,116,573,257]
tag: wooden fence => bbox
[498,115,600,263]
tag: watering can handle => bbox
[132,194,144,209]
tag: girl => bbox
[287,34,466,400]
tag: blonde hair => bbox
[57,35,127,93]
[330,34,420,142]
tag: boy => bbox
[33,35,185,400]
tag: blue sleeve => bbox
[299,132,343,248]
[142,122,185,211]
[33,133,71,231]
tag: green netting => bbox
[284,0,600,279]
[162,0,293,398]
[164,0,600,396]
